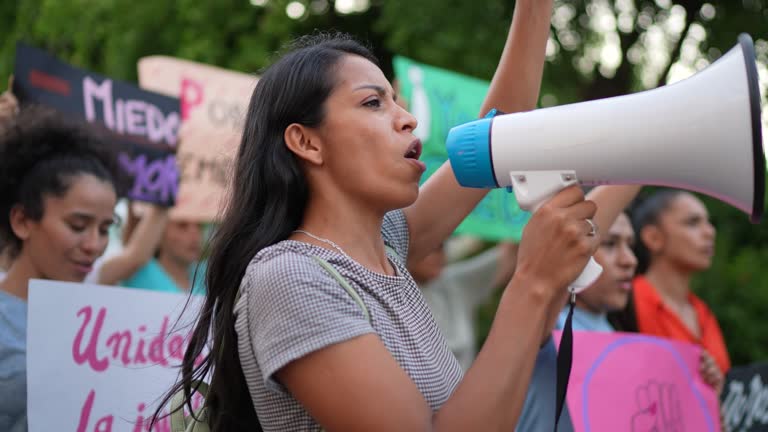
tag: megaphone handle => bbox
[509,170,604,293]
[570,256,603,294]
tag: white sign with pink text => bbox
[27,280,206,432]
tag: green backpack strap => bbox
[170,380,210,432]
[384,244,400,264]
[311,255,371,323]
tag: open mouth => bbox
[404,139,423,160]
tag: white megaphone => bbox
[447,33,765,293]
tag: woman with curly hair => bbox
[0,107,122,432]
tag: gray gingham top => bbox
[234,210,463,431]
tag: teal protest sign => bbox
[393,56,529,241]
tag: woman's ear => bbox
[640,224,664,255]
[284,123,323,166]
[9,205,32,241]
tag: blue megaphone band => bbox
[446,109,500,188]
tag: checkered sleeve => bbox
[240,253,375,393]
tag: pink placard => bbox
[553,331,721,432]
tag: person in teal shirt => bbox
[91,204,207,294]
[121,254,206,294]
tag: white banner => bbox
[27,280,206,431]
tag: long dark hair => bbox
[630,189,686,274]
[0,106,120,259]
[152,33,378,431]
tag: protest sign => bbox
[27,280,205,431]
[12,43,181,206]
[553,331,721,431]
[721,362,768,431]
[393,56,530,241]
[137,56,257,222]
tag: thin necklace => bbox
[293,230,398,276]
[293,230,349,258]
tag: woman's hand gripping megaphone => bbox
[513,179,603,294]
[447,109,603,293]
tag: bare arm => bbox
[448,241,518,306]
[279,276,551,432]
[97,205,169,285]
[587,185,642,236]
[278,186,598,431]
[492,242,518,292]
[405,0,554,263]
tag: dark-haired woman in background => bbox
[0,107,122,432]
[612,189,727,393]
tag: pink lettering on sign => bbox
[77,389,114,432]
[71,306,200,373]
[180,78,204,121]
[72,307,109,372]
[76,389,205,431]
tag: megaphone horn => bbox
[448,33,765,292]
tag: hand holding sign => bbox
[0,76,19,128]
[700,350,725,396]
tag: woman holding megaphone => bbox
[152,1,650,430]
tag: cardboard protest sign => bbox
[393,56,530,241]
[27,280,206,431]
[137,56,257,222]
[553,331,721,432]
[721,362,768,431]
[12,43,181,206]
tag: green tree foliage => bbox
[1,0,767,364]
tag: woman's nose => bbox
[395,104,418,133]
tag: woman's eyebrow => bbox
[353,84,387,96]
[66,212,95,222]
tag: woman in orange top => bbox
[628,189,729,389]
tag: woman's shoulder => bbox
[248,239,325,266]
[0,290,26,315]
[237,241,372,330]
[242,241,341,290]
